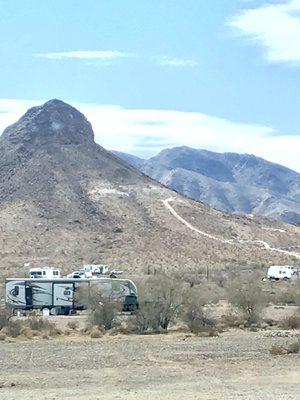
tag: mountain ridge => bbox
[113,146,300,224]
[1,100,300,277]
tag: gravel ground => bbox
[0,330,299,399]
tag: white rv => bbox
[83,264,109,275]
[267,265,295,280]
[29,266,61,279]
[6,277,138,313]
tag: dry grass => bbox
[270,344,286,356]
[281,313,300,330]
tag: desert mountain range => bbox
[0,100,300,277]
[113,147,300,224]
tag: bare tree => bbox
[182,286,216,334]
[135,275,184,332]
[76,285,120,331]
[227,274,269,325]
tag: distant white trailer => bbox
[83,264,109,275]
[267,265,295,280]
[29,267,61,279]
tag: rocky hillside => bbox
[1,100,300,277]
[113,147,300,224]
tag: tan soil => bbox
[0,330,299,400]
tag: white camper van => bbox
[267,265,295,280]
[29,266,61,279]
[6,277,138,314]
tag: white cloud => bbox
[229,0,300,64]
[0,98,300,172]
[35,50,133,60]
[155,56,199,67]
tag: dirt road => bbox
[163,197,300,259]
[0,330,299,399]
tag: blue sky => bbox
[1,0,300,171]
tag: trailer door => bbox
[25,285,33,307]
[53,283,74,307]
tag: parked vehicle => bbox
[83,264,109,275]
[29,266,61,279]
[66,270,90,279]
[5,277,138,313]
[267,265,295,280]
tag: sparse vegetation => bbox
[287,339,300,354]
[182,287,216,335]
[270,339,300,356]
[280,312,300,330]
[90,298,120,331]
[221,312,244,328]
[76,285,121,331]
[270,344,286,356]
[90,326,103,338]
[67,320,79,330]
[135,275,184,332]
[27,315,55,332]
[227,274,269,325]
[0,307,12,330]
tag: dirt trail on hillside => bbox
[163,197,300,260]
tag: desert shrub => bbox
[270,344,286,356]
[0,307,12,330]
[49,327,62,336]
[42,333,50,340]
[276,290,296,305]
[5,320,23,338]
[227,275,269,325]
[76,285,121,331]
[287,339,300,354]
[67,321,79,330]
[281,312,300,330]
[270,340,300,356]
[90,299,120,331]
[133,301,156,333]
[294,280,300,306]
[135,275,184,332]
[178,269,206,288]
[182,287,216,334]
[221,312,244,328]
[27,316,55,332]
[0,332,6,341]
[209,270,227,288]
[90,326,103,338]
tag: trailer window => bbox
[13,286,19,296]
[31,271,42,276]
[43,271,46,275]
[53,271,59,276]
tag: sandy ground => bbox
[0,330,299,400]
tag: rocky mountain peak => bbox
[1,99,94,146]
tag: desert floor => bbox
[0,329,299,400]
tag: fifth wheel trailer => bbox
[5,277,138,313]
